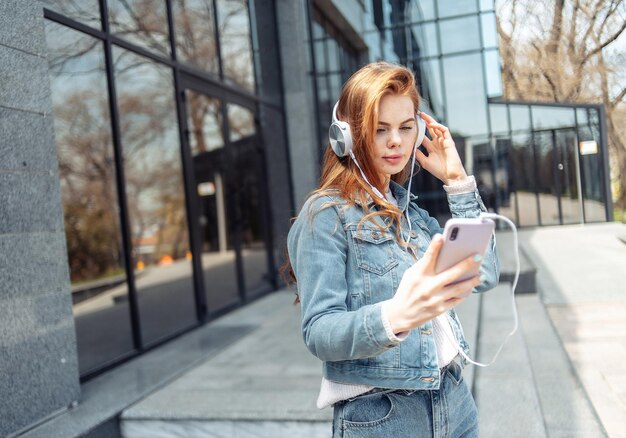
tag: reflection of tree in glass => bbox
[108,0,170,55]
[114,52,190,265]
[42,0,101,29]
[45,20,125,284]
[55,92,124,284]
[188,92,224,154]
[217,0,255,91]
[173,0,219,74]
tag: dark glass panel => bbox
[577,108,606,222]
[494,136,515,221]
[227,104,271,294]
[510,132,539,226]
[113,47,196,344]
[185,91,240,311]
[42,0,101,29]
[471,137,497,210]
[216,0,255,92]
[532,106,575,131]
[440,16,481,54]
[108,0,170,56]
[535,130,560,225]
[44,21,135,374]
[172,0,219,75]
[555,129,582,224]
[442,54,488,137]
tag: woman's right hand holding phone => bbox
[383,234,483,335]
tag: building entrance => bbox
[179,79,273,319]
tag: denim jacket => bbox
[287,180,499,390]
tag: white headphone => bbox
[328,101,427,246]
[329,101,427,198]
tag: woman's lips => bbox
[383,155,402,164]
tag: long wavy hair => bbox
[282,62,422,301]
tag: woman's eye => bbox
[376,128,386,133]
[401,126,413,131]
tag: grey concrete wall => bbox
[251,0,296,265]
[0,1,80,436]
[275,0,319,212]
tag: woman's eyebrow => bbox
[378,118,415,126]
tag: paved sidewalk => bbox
[120,222,625,437]
[518,222,626,438]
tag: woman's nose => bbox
[388,129,401,147]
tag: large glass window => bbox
[172,0,220,75]
[113,47,196,345]
[443,53,488,137]
[108,0,171,56]
[310,8,360,152]
[42,0,101,29]
[481,12,497,48]
[417,23,439,58]
[577,108,606,222]
[185,91,241,311]
[509,105,539,226]
[440,16,481,54]
[217,0,255,92]
[484,49,502,97]
[228,104,271,295]
[45,21,135,375]
[437,0,478,18]
[489,104,509,134]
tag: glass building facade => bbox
[308,0,611,226]
[39,0,611,382]
[42,0,279,379]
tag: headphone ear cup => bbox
[415,114,426,148]
[329,120,353,157]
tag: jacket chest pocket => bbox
[350,229,399,276]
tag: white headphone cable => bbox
[444,212,520,367]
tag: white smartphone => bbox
[434,218,495,283]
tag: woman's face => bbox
[372,94,418,187]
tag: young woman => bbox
[285,62,499,437]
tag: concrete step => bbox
[495,230,537,294]
[453,289,481,390]
[473,286,606,437]
[474,284,547,437]
[121,290,332,438]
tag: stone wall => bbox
[0,1,80,436]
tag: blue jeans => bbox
[332,360,478,437]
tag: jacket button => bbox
[420,329,432,335]
[410,230,418,238]
[371,231,381,240]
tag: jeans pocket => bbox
[341,391,395,428]
[446,361,464,386]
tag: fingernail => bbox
[480,274,487,283]
[433,233,442,242]
[473,254,482,262]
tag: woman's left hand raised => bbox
[414,113,468,185]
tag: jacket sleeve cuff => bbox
[443,175,476,194]
[380,300,409,343]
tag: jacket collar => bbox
[354,180,418,212]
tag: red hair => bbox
[282,62,422,297]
